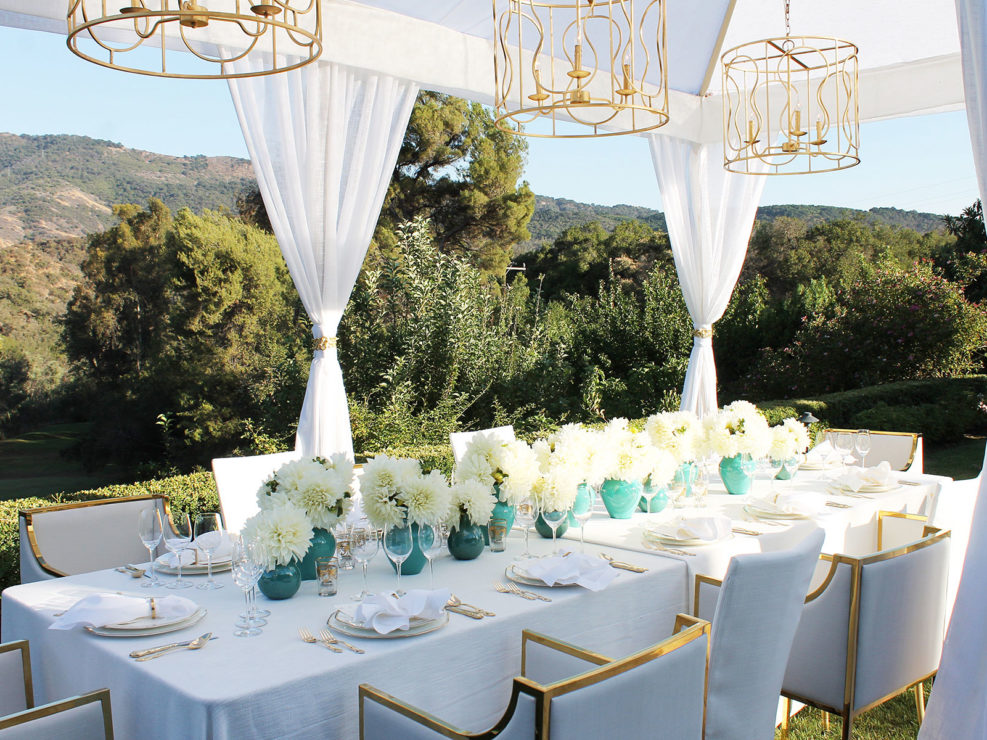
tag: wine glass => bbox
[231,537,264,637]
[640,479,660,515]
[164,512,193,589]
[383,523,413,596]
[740,454,758,495]
[350,527,379,601]
[514,497,538,558]
[855,429,872,468]
[541,508,568,554]
[691,468,709,508]
[194,513,224,590]
[137,508,163,588]
[669,476,688,508]
[573,485,596,552]
[418,523,444,590]
[768,457,785,492]
[835,432,854,472]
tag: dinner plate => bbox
[155,560,232,576]
[799,461,839,471]
[642,529,731,547]
[743,502,810,520]
[327,609,449,639]
[830,482,898,494]
[85,608,207,637]
[504,563,580,588]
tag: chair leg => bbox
[821,712,830,732]
[841,713,852,740]
[780,697,791,738]
[914,683,926,724]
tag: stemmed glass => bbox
[573,485,596,551]
[855,429,872,468]
[194,513,224,590]
[669,476,688,508]
[137,508,163,588]
[514,498,538,558]
[541,508,568,554]
[383,523,413,596]
[740,455,758,495]
[835,432,854,472]
[164,512,193,589]
[640,480,660,515]
[231,537,264,637]
[691,468,709,508]
[768,457,785,493]
[350,527,379,601]
[418,523,444,590]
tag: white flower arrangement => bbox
[598,419,654,482]
[644,411,702,464]
[242,503,313,570]
[643,446,678,488]
[498,440,540,504]
[446,479,497,530]
[257,455,354,531]
[530,439,581,513]
[360,454,452,528]
[703,401,772,459]
[547,423,608,488]
[456,435,538,505]
[769,418,811,461]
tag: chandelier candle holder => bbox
[721,1,859,175]
[66,0,322,79]
[493,0,668,138]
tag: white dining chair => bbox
[822,429,923,472]
[211,450,301,534]
[692,528,825,740]
[0,642,32,717]
[360,621,710,739]
[0,689,112,739]
[449,426,515,466]
[781,518,950,740]
[18,495,174,583]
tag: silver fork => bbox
[299,627,341,653]
[319,628,364,654]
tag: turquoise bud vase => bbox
[299,527,336,581]
[600,479,643,519]
[568,482,595,526]
[257,559,301,600]
[535,512,570,538]
[386,522,427,576]
[447,513,485,561]
[720,454,754,495]
[638,478,669,513]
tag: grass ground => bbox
[776,681,930,739]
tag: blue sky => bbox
[0,26,980,217]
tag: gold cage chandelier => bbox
[493,0,668,138]
[66,0,322,80]
[721,0,859,175]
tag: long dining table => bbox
[0,466,949,739]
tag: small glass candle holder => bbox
[489,519,508,552]
[336,532,355,570]
[315,556,338,597]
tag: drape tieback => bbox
[692,326,713,339]
[313,336,337,352]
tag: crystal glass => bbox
[768,457,785,492]
[164,512,193,589]
[351,526,379,601]
[740,454,758,494]
[541,508,568,554]
[573,485,596,551]
[194,513,224,590]
[669,477,688,508]
[418,523,444,590]
[231,537,263,637]
[514,498,538,558]
[855,429,872,468]
[640,480,659,515]
[691,468,709,508]
[383,523,413,596]
[137,507,163,588]
[835,431,854,471]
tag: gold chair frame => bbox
[19,494,179,578]
[0,688,112,739]
[822,428,920,471]
[359,619,710,739]
[0,640,33,712]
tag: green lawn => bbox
[925,435,986,480]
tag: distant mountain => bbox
[520,195,947,253]
[0,133,255,247]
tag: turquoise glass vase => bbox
[257,559,301,600]
[720,454,753,495]
[535,512,570,539]
[447,514,485,560]
[386,522,427,575]
[600,479,643,519]
[299,527,336,581]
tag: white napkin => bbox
[519,552,619,591]
[647,515,732,543]
[49,593,198,630]
[352,589,450,634]
[835,461,894,492]
[804,440,840,465]
[750,491,825,517]
[158,532,233,567]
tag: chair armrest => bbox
[693,574,723,620]
[521,630,611,684]
[673,613,706,633]
[360,684,470,739]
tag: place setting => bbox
[826,460,901,498]
[47,592,207,640]
[641,513,733,555]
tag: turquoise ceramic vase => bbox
[638,478,669,513]
[257,559,301,600]
[720,454,753,495]
[600,478,643,519]
[299,527,336,581]
[535,512,570,538]
[447,513,485,561]
[568,482,595,525]
[386,522,427,576]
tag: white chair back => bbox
[361,692,537,740]
[0,642,32,716]
[704,529,825,740]
[0,690,111,740]
[19,496,171,583]
[449,426,515,466]
[211,450,302,534]
[823,429,922,472]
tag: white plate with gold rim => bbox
[327,609,449,639]
[642,528,732,547]
[505,563,580,588]
[829,482,899,495]
[86,608,207,638]
[799,461,840,471]
[154,561,232,576]
[744,502,812,520]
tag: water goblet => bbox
[573,485,596,552]
[768,457,785,492]
[835,432,854,472]
[740,454,758,494]
[515,498,538,558]
[164,512,193,589]
[231,537,263,637]
[418,523,444,590]
[541,508,568,554]
[383,523,413,596]
[350,527,379,601]
[194,513,224,590]
[691,468,709,508]
[137,507,163,588]
[640,480,660,515]
[855,429,872,468]
[669,477,688,508]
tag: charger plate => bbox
[642,528,731,547]
[155,561,232,576]
[85,608,207,637]
[505,562,580,588]
[744,501,811,520]
[328,609,448,639]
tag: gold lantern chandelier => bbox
[66,1,322,80]
[721,0,859,175]
[493,0,668,138]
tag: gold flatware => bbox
[129,634,216,658]
[134,632,212,661]
[598,553,648,572]
[826,501,851,509]
[494,582,534,600]
[898,480,923,486]
[507,581,552,602]
[299,627,341,652]
[319,628,365,654]
[830,489,872,499]
[448,596,494,617]
[641,541,696,557]
[731,527,763,537]
[115,566,146,578]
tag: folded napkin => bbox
[352,589,451,634]
[158,532,233,567]
[647,515,732,543]
[50,593,198,630]
[519,552,619,591]
[804,440,840,465]
[834,461,894,492]
[750,491,825,517]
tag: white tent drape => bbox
[649,135,766,417]
[228,61,418,458]
[918,2,987,736]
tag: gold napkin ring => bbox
[150,597,157,620]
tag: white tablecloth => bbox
[1,535,685,740]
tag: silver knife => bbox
[129,634,217,658]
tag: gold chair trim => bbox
[0,640,33,710]
[822,428,920,471]
[0,688,113,739]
